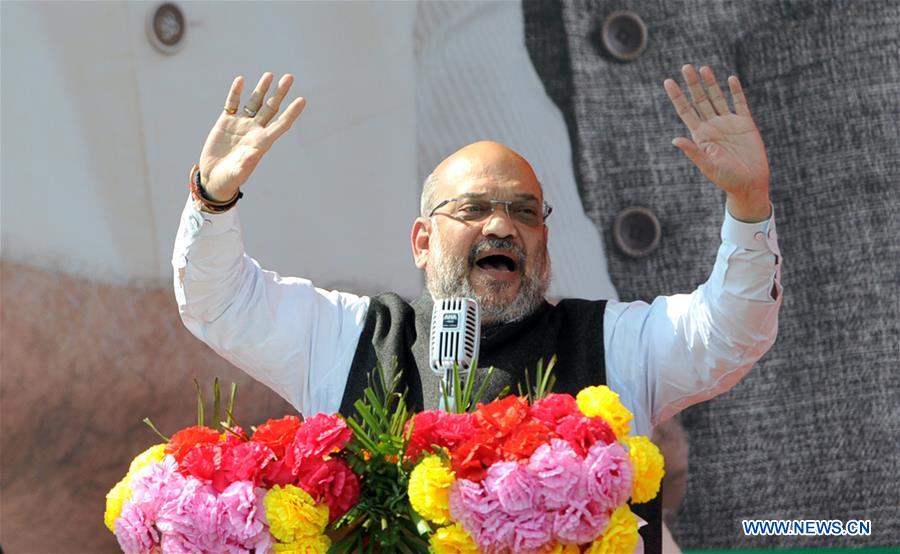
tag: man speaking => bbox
[173,65,781,552]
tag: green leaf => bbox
[471,365,496,408]
[226,382,237,428]
[142,417,169,442]
[193,378,204,426]
[452,362,463,414]
[212,378,221,430]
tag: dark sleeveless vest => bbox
[338,292,662,553]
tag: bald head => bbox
[420,141,542,216]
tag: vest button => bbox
[600,11,648,62]
[613,207,661,258]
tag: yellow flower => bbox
[428,523,479,553]
[126,443,167,477]
[272,535,332,553]
[103,477,132,532]
[264,485,330,543]
[409,455,455,524]
[625,436,665,503]
[585,505,639,554]
[576,386,633,439]
[104,444,168,533]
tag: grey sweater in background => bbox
[523,0,900,548]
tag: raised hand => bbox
[198,73,306,202]
[665,65,771,222]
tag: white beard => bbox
[425,222,551,325]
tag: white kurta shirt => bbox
[173,197,782,436]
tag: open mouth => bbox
[475,252,519,273]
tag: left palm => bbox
[665,65,770,198]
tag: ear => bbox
[411,217,432,269]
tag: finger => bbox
[223,76,243,116]
[728,75,752,117]
[699,66,730,115]
[244,72,274,116]
[664,78,702,132]
[255,74,294,127]
[261,97,307,147]
[672,137,712,174]
[681,64,717,120]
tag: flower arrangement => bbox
[104,381,359,553]
[402,360,666,553]
[106,362,663,553]
[332,358,665,553]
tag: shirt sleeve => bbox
[171,196,369,416]
[604,206,783,436]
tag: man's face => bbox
[415,145,551,325]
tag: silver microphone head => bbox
[429,297,480,375]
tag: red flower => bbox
[180,443,223,482]
[180,441,276,492]
[475,396,530,438]
[405,411,476,460]
[292,413,352,460]
[297,458,360,522]
[404,411,445,460]
[435,412,477,449]
[166,425,221,463]
[451,431,501,482]
[211,441,276,492]
[502,418,553,460]
[221,425,248,445]
[530,393,579,427]
[555,414,616,456]
[253,415,302,458]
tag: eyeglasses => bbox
[428,197,553,227]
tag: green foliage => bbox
[142,378,240,441]
[331,359,430,553]
[518,355,558,404]
[440,359,500,414]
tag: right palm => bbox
[198,73,306,200]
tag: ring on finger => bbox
[242,105,258,117]
[223,104,238,115]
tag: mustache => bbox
[468,237,526,272]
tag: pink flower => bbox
[527,439,586,510]
[129,456,185,520]
[217,481,271,552]
[155,477,221,552]
[552,499,610,544]
[292,413,352,460]
[483,461,539,514]
[473,462,552,551]
[479,509,551,552]
[449,478,495,534]
[114,502,159,553]
[584,441,633,511]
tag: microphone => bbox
[429,297,480,410]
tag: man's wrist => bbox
[189,165,243,213]
[726,191,771,223]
